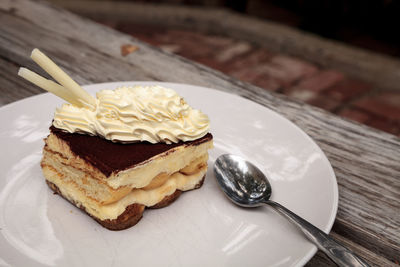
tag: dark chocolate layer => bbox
[50,126,212,177]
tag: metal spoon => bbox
[214,154,370,267]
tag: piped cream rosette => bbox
[17,49,210,144]
[53,86,210,144]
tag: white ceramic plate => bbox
[0,82,338,267]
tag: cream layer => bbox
[42,165,207,220]
[45,133,213,189]
[42,147,208,204]
[108,141,211,189]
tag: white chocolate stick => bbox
[30,48,96,109]
[18,68,83,107]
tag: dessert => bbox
[19,49,213,230]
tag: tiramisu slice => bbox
[18,49,213,230]
[42,126,213,230]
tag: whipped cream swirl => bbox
[53,85,210,144]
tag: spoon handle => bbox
[264,200,370,267]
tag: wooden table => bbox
[0,0,399,266]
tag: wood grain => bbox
[0,0,399,265]
[308,232,398,267]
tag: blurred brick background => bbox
[105,22,400,136]
[55,0,400,136]
[104,0,400,57]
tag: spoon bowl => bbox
[214,154,270,207]
[213,153,370,267]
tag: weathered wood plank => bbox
[307,232,398,267]
[0,56,44,105]
[0,0,399,265]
